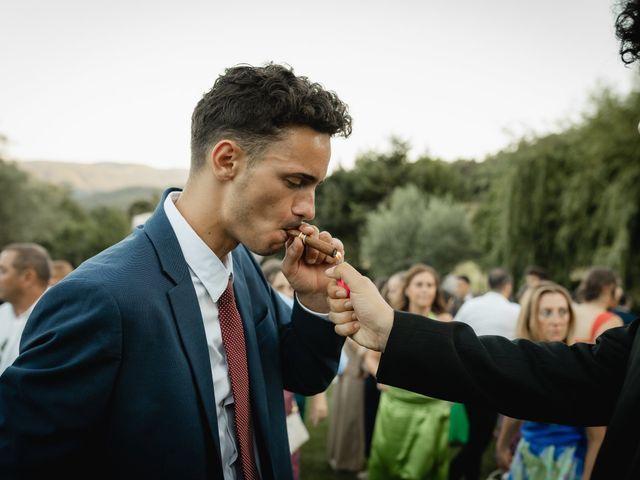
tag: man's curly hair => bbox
[190,63,352,171]
[616,0,640,64]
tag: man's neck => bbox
[11,289,43,317]
[408,305,431,317]
[590,297,611,310]
[175,183,236,259]
[491,289,509,300]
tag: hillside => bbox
[72,186,163,210]
[15,160,188,193]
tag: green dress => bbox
[368,386,451,480]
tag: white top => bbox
[453,291,520,340]
[0,296,43,374]
[164,192,256,480]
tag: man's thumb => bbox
[326,262,359,284]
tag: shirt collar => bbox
[485,291,509,302]
[163,192,233,302]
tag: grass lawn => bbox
[298,384,500,479]
[300,406,357,480]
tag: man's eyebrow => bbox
[289,173,320,184]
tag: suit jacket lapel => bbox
[167,283,222,451]
[144,189,223,472]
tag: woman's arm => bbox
[495,416,523,472]
[583,426,605,480]
[307,392,328,426]
[364,349,382,377]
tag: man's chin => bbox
[247,242,285,257]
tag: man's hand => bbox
[281,223,344,313]
[325,262,394,352]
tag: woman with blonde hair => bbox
[496,282,600,479]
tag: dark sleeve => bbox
[275,289,344,395]
[377,312,634,426]
[238,245,344,396]
[0,278,122,472]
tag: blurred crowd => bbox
[256,254,635,480]
[0,238,636,480]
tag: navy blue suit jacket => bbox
[0,190,343,479]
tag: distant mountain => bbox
[72,186,162,210]
[15,160,188,193]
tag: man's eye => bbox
[285,178,303,188]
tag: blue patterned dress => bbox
[508,422,587,480]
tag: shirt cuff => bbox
[295,293,330,321]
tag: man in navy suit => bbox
[0,64,351,479]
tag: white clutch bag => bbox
[286,408,310,453]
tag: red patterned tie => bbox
[218,278,259,480]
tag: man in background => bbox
[454,268,519,339]
[449,268,520,480]
[516,265,549,301]
[49,259,74,286]
[449,274,473,317]
[0,243,50,374]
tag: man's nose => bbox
[292,190,315,221]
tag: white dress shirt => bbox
[453,291,520,340]
[0,296,43,374]
[164,192,259,480]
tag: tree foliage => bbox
[315,86,640,306]
[474,87,640,298]
[315,138,488,269]
[1,85,639,307]
[360,185,473,278]
[0,159,132,266]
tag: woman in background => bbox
[496,282,600,480]
[367,264,452,480]
[571,267,622,476]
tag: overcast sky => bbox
[0,0,635,171]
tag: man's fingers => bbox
[334,321,360,337]
[325,262,361,286]
[311,231,333,264]
[327,281,349,299]
[328,297,352,314]
[298,224,325,265]
[330,237,344,258]
[328,309,356,325]
[281,236,304,273]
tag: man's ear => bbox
[20,267,36,285]
[208,139,247,181]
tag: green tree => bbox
[128,196,159,219]
[315,138,412,267]
[473,87,640,302]
[314,138,494,272]
[0,158,131,266]
[0,159,70,248]
[360,185,474,278]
